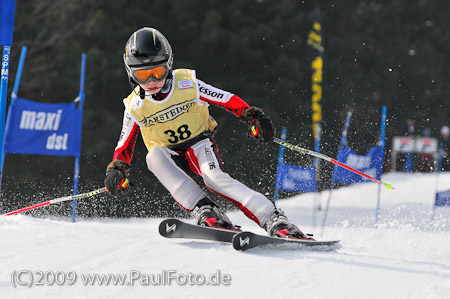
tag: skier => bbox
[104,27,311,239]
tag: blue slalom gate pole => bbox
[0,0,17,193]
[314,122,321,176]
[312,123,321,226]
[10,46,26,105]
[330,111,352,191]
[375,106,387,226]
[431,142,444,222]
[273,128,287,201]
[0,46,12,191]
[1,46,26,169]
[71,53,86,223]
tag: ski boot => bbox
[192,197,240,231]
[263,209,314,240]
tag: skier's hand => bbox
[240,106,275,143]
[104,159,133,196]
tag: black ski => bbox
[232,231,340,252]
[159,218,240,243]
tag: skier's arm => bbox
[197,79,275,142]
[112,109,140,164]
[197,79,249,117]
[105,109,139,196]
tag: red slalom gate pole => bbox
[2,188,106,216]
[4,201,52,216]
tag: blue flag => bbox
[0,0,16,46]
[276,164,317,193]
[435,190,450,207]
[4,98,82,156]
[333,145,383,184]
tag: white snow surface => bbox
[1,172,450,299]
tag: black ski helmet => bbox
[123,27,173,93]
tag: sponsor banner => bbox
[392,136,438,153]
[435,190,450,207]
[276,163,317,193]
[333,145,383,184]
[4,97,81,156]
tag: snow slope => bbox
[1,172,450,299]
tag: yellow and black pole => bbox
[307,7,324,185]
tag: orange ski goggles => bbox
[130,65,168,84]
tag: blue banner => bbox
[435,190,450,207]
[276,164,317,193]
[332,145,383,184]
[4,98,82,156]
[0,0,16,46]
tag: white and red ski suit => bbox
[112,69,276,226]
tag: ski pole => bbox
[1,187,107,216]
[272,137,394,190]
